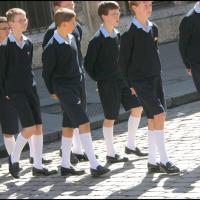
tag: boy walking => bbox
[0,17,51,168]
[0,16,19,166]
[42,1,88,163]
[42,8,110,177]
[0,9,56,179]
[84,1,147,163]
[179,2,200,93]
[120,1,180,174]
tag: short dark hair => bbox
[54,8,76,27]
[6,8,26,22]
[0,16,7,24]
[98,1,120,19]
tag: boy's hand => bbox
[187,68,192,76]
[51,94,59,100]
[130,88,136,96]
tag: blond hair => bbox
[128,1,148,15]
[54,8,76,27]
[0,16,7,24]
[6,8,26,22]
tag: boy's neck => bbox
[57,28,69,40]
[11,31,23,43]
[103,23,115,36]
[0,37,6,43]
[134,15,149,27]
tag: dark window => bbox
[0,1,53,32]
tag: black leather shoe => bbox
[29,157,52,165]
[106,154,129,164]
[90,165,110,177]
[159,162,180,174]
[72,153,99,162]
[147,163,161,174]
[72,153,88,162]
[61,166,85,176]
[32,167,58,176]
[125,147,148,157]
[59,150,79,165]
[8,156,20,179]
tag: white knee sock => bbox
[72,128,83,155]
[103,126,116,157]
[11,133,28,164]
[61,136,72,169]
[79,133,100,169]
[148,130,157,165]
[4,136,16,155]
[28,136,34,158]
[127,116,141,150]
[154,130,169,165]
[32,135,43,169]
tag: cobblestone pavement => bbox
[1,101,200,199]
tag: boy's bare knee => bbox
[34,124,43,135]
[62,128,74,137]
[131,106,143,117]
[79,122,90,133]
[22,126,37,138]
[103,119,115,127]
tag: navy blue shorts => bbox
[97,79,141,120]
[0,96,19,135]
[80,75,87,112]
[54,79,89,128]
[132,75,166,119]
[9,87,42,128]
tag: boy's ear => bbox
[132,4,137,12]
[101,14,106,21]
[8,21,13,28]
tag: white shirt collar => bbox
[0,38,7,46]
[53,30,74,45]
[49,22,56,29]
[100,24,120,38]
[194,2,200,13]
[8,32,28,49]
[131,16,153,33]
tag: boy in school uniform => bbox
[0,16,36,168]
[42,8,110,177]
[0,8,56,179]
[120,1,180,174]
[84,1,147,164]
[179,2,200,94]
[0,16,19,166]
[42,1,88,163]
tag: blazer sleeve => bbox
[42,44,56,94]
[84,38,100,81]
[119,30,134,86]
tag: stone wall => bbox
[29,1,195,68]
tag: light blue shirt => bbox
[194,2,200,13]
[8,32,28,49]
[100,25,120,38]
[0,39,7,46]
[53,30,74,45]
[131,16,153,33]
